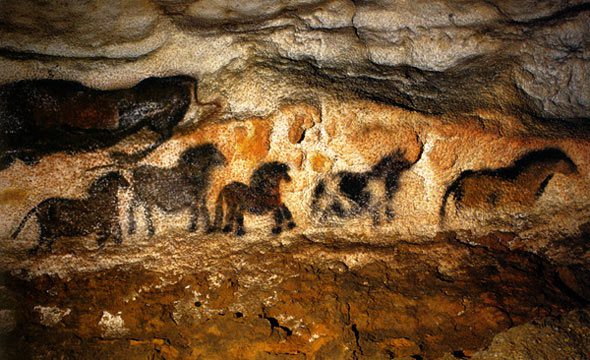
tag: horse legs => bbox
[272,208,284,235]
[280,204,296,230]
[222,202,236,233]
[235,210,245,237]
[188,201,199,232]
[110,220,123,245]
[97,232,108,250]
[145,205,155,237]
[199,196,213,233]
[128,195,140,235]
[33,225,55,255]
[384,175,400,220]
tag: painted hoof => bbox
[272,226,283,235]
[236,229,245,237]
[222,225,232,233]
[286,221,296,229]
[205,227,216,234]
[385,209,395,221]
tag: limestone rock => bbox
[0,1,589,359]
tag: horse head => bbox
[250,162,292,192]
[268,162,292,183]
[553,157,578,175]
[370,150,412,178]
[180,143,227,170]
[88,171,130,196]
[516,148,578,177]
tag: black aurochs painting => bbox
[0,76,197,170]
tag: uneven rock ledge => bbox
[1,230,589,359]
[1,0,590,359]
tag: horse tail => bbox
[439,187,453,225]
[213,189,225,231]
[12,206,38,239]
[413,137,425,165]
[440,173,469,224]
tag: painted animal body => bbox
[11,172,130,254]
[128,143,226,236]
[311,149,420,224]
[440,148,578,221]
[214,162,295,236]
[0,76,197,170]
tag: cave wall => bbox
[1,1,589,359]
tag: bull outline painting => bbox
[0,75,197,170]
[214,162,296,236]
[311,149,421,224]
[11,171,130,254]
[127,143,226,237]
[439,148,578,221]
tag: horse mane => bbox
[476,148,576,180]
[88,172,126,196]
[250,162,289,190]
[370,150,411,177]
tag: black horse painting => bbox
[128,143,226,237]
[0,76,197,170]
[12,171,130,254]
[214,162,296,236]
[311,149,421,224]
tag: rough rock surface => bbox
[1,1,590,359]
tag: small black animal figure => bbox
[439,148,578,221]
[312,149,421,224]
[128,143,226,237]
[0,76,197,170]
[214,162,296,236]
[11,172,130,254]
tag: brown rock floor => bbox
[1,231,589,359]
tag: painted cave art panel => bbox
[0,76,197,170]
[2,74,582,254]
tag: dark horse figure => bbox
[214,162,296,236]
[12,171,130,254]
[311,148,422,224]
[128,143,226,237]
[439,147,578,222]
[0,76,197,170]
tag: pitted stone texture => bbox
[0,1,589,118]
